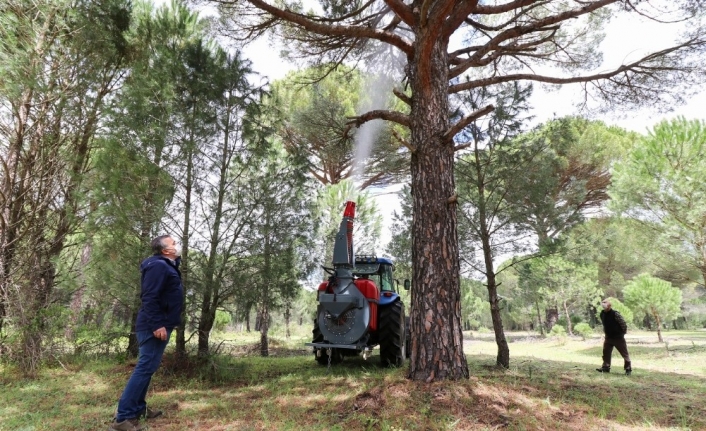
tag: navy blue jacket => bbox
[135,255,184,332]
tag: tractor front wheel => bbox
[378,300,405,367]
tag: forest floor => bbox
[2,329,705,431]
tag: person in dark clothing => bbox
[109,235,184,431]
[596,298,632,375]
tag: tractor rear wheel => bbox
[312,318,343,365]
[378,300,405,367]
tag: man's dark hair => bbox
[151,235,172,255]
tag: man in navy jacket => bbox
[110,235,184,431]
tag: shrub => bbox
[549,324,566,336]
[213,310,232,333]
[558,315,584,328]
[573,322,593,340]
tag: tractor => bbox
[306,201,411,367]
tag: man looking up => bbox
[109,235,184,431]
[596,298,632,376]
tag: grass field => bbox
[2,329,705,431]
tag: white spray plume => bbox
[352,73,396,186]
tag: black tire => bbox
[404,315,411,359]
[378,300,405,367]
[312,318,343,365]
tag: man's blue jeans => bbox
[116,330,171,421]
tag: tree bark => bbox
[535,302,545,336]
[65,242,92,342]
[563,301,573,335]
[487,273,510,368]
[127,305,139,358]
[643,314,652,330]
[407,29,468,381]
[177,142,195,359]
[545,308,559,331]
[473,141,510,368]
[197,307,215,359]
[652,306,663,343]
[0,9,56,359]
[0,6,56,328]
[259,305,270,357]
[130,139,166,358]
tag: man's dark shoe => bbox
[595,366,610,373]
[107,418,144,431]
[139,407,163,420]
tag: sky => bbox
[157,0,706,250]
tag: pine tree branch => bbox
[393,88,411,106]
[346,109,411,129]
[392,129,416,154]
[382,0,415,27]
[449,38,706,94]
[233,0,414,56]
[446,104,495,142]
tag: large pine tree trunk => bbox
[407,31,468,381]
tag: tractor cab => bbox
[352,255,406,305]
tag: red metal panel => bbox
[354,279,379,331]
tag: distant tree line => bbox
[389,115,706,364]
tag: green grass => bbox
[1,329,705,430]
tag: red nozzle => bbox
[343,201,356,219]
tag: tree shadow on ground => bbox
[3,348,706,431]
[577,342,706,363]
[151,351,706,430]
[473,355,705,430]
